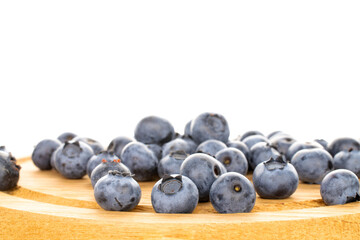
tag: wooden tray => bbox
[1,157,360,239]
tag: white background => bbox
[0,1,359,158]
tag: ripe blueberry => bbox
[210,172,256,213]
[151,174,199,213]
[291,148,333,184]
[215,147,248,175]
[253,157,298,199]
[32,139,61,170]
[134,116,175,145]
[54,141,94,179]
[190,112,229,144]
[94,170,141,211]
[320,169,360,206]
[121,142,158,181]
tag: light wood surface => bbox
[1,157,360,239]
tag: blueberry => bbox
[180,153,226,202]
[54,141,94,179]
[157,151,188,178]
[240,130,264,141]
[90,159,130,187]
[121,142,158,181]
[226,141,250,161]
[94,170,141,211]
[314,139,328,150]
[196,139,227,157]
[86,151,119,177]
[320,169,360,206]
[286,141,323,161]
[73,137,104,155]
[291,148,334,184]
[328,137,360,157]
[32,139,61,170]
[151,174,199,213]
[107,136,134,158]
[190,112,229,144]
[249,142,281,170]
[184,120,192,138]
[210,172,256,213]
[57,132,77,143]
[134,116,175,145]
[0,151,21,191]
[162,138,196,158]
[333,149,360,177]
[267,131,283,139]
[146,144,163,161]
[242,135,269,150]
[215,148,248,175]
[253,157,298,199]
[270,134,296,155]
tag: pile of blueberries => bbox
[29,112,360,213]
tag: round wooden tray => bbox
[1,157,360,239]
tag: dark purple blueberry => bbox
[32,139,61,170]
[94,170,141,211]
[121,142,158,181]
[107,136,134,158]
[190,112,230,144]
[328,137,360,157]
[151,174,199,213]
[210,172,256,213]
[334,149,360,177]
[291,148,333,184]
[253,157,298,199]
[180,153,226,202]
[54,141,94,179]
[215,148,248,175]
[134,116,175,145]
[320,169,360,206]
[196,139,227,157]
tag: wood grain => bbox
[1,157,360,239]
